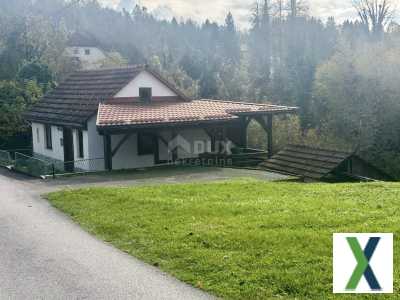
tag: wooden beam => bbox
[254,115,273,158]
[171,130,178,161]
[244,116,252,128]
[156,134,168,147]
[103,134,112,171]
[220,127,227,154]
[204,127,217,152]
[239,117,250,148]
[153,135,160,164]
[266,115,273,158]
[111,133,132,157]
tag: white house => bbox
[25,65,296,173]
[64,32,108,70]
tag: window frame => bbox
[78,130,84,158]
[45,125,53,150]
[137,133,154,156]
[139,87,152,103]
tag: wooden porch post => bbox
[254,115,274,158]
[220,126,227,154]
[239,117,251,148]
[204,128,217,153]
[153,134,160,164]
[103,134,112,171]
[266,115,273,158]
[171,130,178,162]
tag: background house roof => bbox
[97,99,297,129]
[24,65,188,128]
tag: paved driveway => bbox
[0,167,287,299]
[0,169,216,300]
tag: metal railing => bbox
[1,148,106,178]
[0,150,13,167]
[53,157,105,175]
[14,152,54,178]
[73,158,105,172]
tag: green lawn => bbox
[47,180,400,299]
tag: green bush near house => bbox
[47,180,400,299]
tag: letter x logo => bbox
[346,237,381,291]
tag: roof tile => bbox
[97,99,297,128]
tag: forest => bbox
[0,0,399,177]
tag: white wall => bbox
[32,122,64,161]
[86,116,105,171]
[110,128,211,170]
[114,70,178,98]
[64,47,106,70]
[111,133,155,170]
[72,129,89,160]
[32,120,212,170]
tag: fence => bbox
[8,148,33,157]
[198,148,269,168]
[1,148,106,178]
[14,152,54,178]
[52,158,105,175]
[0,150,13,167]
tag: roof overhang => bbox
[97,118,240,135]
[96,99,299,134]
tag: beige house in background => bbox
[64,32,122,70]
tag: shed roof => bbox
[261,144,391,181]
[261,145,352,180]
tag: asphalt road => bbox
[0,169,212,300]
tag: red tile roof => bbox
[97,99,297,128]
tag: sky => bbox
[100,0,361,29]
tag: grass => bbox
[47,179,400,299]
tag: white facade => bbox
[32,123,64,162]
[114,71,177,98]
[31,69,213,171]
[64,47,107,70]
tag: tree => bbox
[17,62,55,92]
[0,80,42,136]
[223,12,240,64]
[99,52,129,68]
[352,0,395,39]
[312,39,400,176]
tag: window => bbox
[78,130,84,158]
[73,48,79,55]
[137,133,154,156]
[139,87,152,103]
[36,128,40,143]
[45,125,52,150]
[85,49,90,55]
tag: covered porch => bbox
[97,99,297,171]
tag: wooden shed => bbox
[261,145,392,182]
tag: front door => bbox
[63,128,75,172]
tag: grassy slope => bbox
[47,180,400,299]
